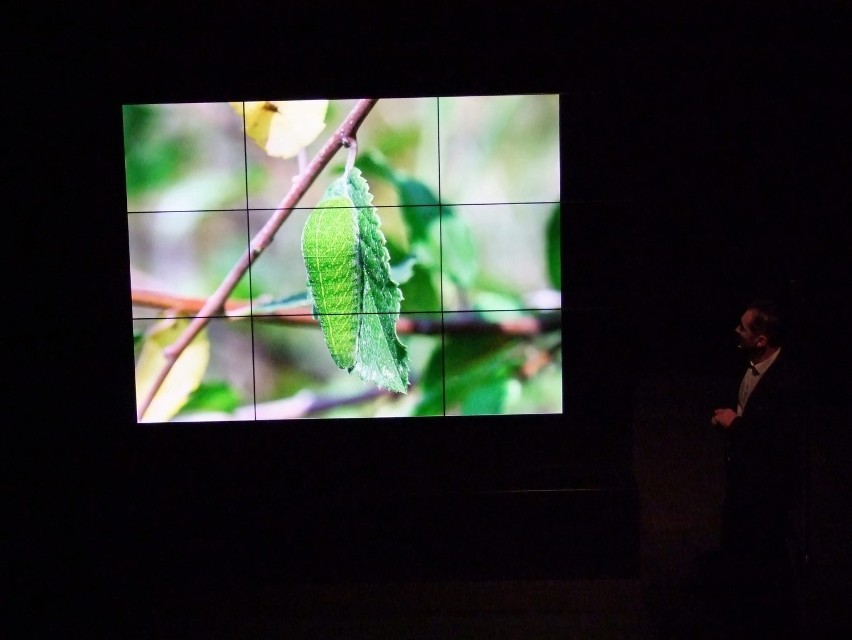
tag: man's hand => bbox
[711,408,738,429]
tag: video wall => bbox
[124,96,561,422]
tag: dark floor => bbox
[211,373,845,640]
[11,374,850,638]
[634,375,851,640]
[246,375,842,640]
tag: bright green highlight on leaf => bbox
[302,195,361,370]
[302,167,409,393]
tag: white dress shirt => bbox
[737,347,782,416]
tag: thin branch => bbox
[131,287,562,335]
[132,289,247,313]
[136,99,379,421]
[396,312,561,336]
[518,343,561,379]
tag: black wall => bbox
[11,4,850,610]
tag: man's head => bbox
[735,298,784,357]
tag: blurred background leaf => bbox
[123,105,191,199]
[414,334,522,416]
[178,381,242,416]
[232,100,328,159]
[135,318,210,422]
[546,204,561,289]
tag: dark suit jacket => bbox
[722,349,804,564]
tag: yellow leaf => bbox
[135,318,210,422]
[230,100,329,159]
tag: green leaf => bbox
[546,203,561,288]
[399,263,441,313]
[351,148,396,183]
[396,178,441,245]
[302,194,361,370]
[302,167,409,393]
[383,176,442,311]
[461,377,521,415]
[414,335,522,416]
[178,381,242,415]
[345,153,480,312]
[357,151,441,248]
[389,254,418,285]
[395,180,477,289]
[435,211,478,288]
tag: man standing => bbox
[711,298,803,638]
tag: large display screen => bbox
[124,96,561,422]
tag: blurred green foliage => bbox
[123,105,190,198]
[414,334,525,416]
[178,381,242,415]
[547,204,561,289]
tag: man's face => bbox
[735,309,766,354]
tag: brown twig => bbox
[136,99,379,421]
[131,287,562,335]
[132,289,246,313]
[395,312,561,336]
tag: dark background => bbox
[10,6,851,637]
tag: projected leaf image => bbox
[125,96,561,421]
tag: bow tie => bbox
[748,362,760,376]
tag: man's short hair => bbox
[747,298,785,346]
